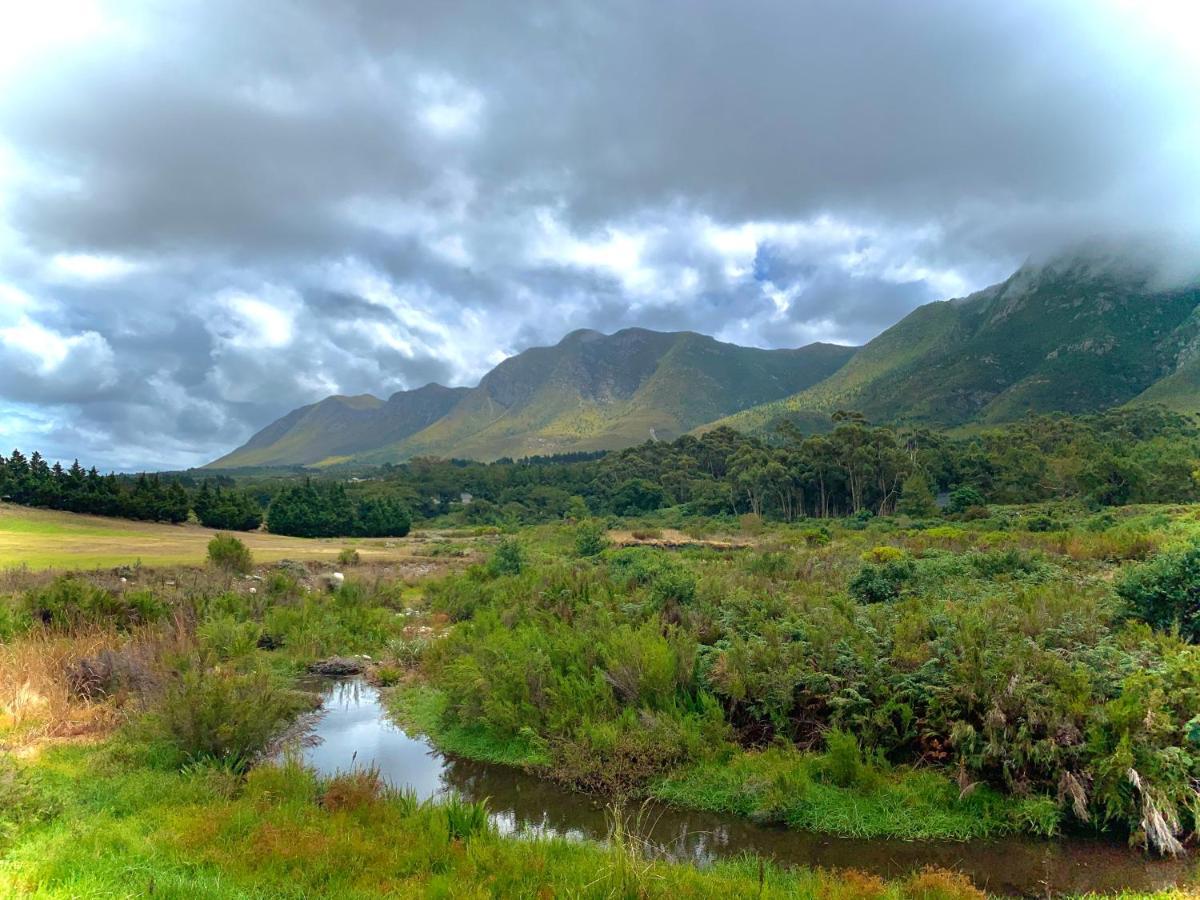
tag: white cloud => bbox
[415,73,485,138]
[47,252,144,281]
[0,313,117,403]
[213,290,298,349]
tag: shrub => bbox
[946,486,986,515]
[197,614,263,660]
[648,568,697,611]
[337,547,360,566]
[24,577,164,630]
[373,665,404,687]
[1117,542,1200,641]
[848,555,914,603]
[486,538,525,577]
[321,766,389,811]
[574,520,610,557]
[207,533,252,574]
[144,662,308,772]
[819,728,866,788]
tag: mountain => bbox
[208,383,469,468]
[209,329,856,467]
[716,253,1200,436]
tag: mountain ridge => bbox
[715,253,1200,436]
[209,329,856,467]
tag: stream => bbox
[293,678,1194,897]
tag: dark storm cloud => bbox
[0,0,1197,468]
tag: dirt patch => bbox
[608,528,754,550]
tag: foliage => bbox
[945,486,986,515]
[267,479,410,538]
[897,471,937,517]
[848,553,914,603]
[207,533,253,574]
[193,481,262,530]
[1118,542,1200,641]
[142,659,309,773]
[24,576,166,630]
[573,519,609,557]
[487,538,525,577]
[443,793,492,841]
[0,449,189,522]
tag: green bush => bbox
[207,533,253,574]
[486,538,525,577]
[574,520,610,557]
[144,661,309,773]
[946,486,986,515]
[819,728,866,788]
[24,577,165,630]
[197,614,263,660]
[1117,542,1200,640]
[337,547,360,566]
[848,556,914,603]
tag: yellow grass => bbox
[0,627,127,749]
[608,527,754,550]
[0,502,426,571]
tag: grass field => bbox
[0,503,426,570]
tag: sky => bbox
[1,0,1199,471]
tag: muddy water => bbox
[296,679,1194,897]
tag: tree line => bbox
[6,405,1198,535]
[0,450,412,538]
[344,406,1200,525]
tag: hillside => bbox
[717,253,1200,436]
[210,329,856,467]
[209,383,468,468]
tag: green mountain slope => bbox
[210,329,856,466]
[717,254,1200,436]
[209,384,468,468]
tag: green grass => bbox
[1,744,990,899]
[0,503,423,570]
[650,748,1028,841]
[388,683,552,768]
[388,685,1030,842]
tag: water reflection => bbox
[295,678,1191,897]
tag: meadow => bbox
[0,503,433,570]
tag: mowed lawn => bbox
[0,502,419,570]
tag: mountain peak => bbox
[209,328,855,467]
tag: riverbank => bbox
[2,739,998,900]
[387,681,1037,842]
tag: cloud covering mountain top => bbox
[1,0,1198,469]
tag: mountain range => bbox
[209,329,855,467]
[209,251,1200,469]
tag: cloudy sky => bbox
[1,0,1198,470]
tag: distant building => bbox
[460,492,473,505]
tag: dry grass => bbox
[608,527,754,550]
[0,626,127,749]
